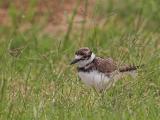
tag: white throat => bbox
[77,53,95,68]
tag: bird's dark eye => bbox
[80,53,85,56]
[82,55,90,59]
[81,56,86,60]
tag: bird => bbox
[70,47,142,92]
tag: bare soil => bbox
[0,0,96,34]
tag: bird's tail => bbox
[111,64,144,85]
[119,64,144,78]
[119,64,144,73]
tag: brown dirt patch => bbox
[0,0,96,34]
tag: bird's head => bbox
[70,47,95,67]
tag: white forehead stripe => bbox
[75,55,82,59]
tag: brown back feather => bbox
[93,57,117,73]
[78,56,143,75]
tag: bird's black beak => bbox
[70,59,79,65]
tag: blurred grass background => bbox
[0,0,160,119]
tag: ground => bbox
[0,0,160,120]
[0,0,95,34]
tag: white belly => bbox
[78,71,112,91]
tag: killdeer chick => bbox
[70,47,141,92]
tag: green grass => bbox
[0,0,160,119]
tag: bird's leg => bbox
[99,89,106,106]
[92,86,100,96]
